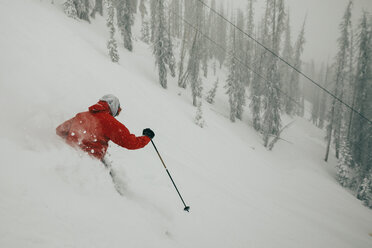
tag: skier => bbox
[56,94,155,163]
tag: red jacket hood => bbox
[89,101,111,114]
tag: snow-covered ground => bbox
[0,1,371,247]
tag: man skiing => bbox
[56,94,155,162]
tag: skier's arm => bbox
[104,116,150,150]
[56,118,73,139]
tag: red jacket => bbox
[56,101,150,160]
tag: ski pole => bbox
[150,140,190,212]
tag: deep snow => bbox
[0,0,372,247]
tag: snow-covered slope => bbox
[1,1,371,247]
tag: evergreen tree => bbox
[182,1,204,106]
[116,0,134,51]
[106,0,119,63]
[169,0,181,38]
[337,131,353,187]
[177,27,188,88]
[346,28,356,140]
[326,1,353,161]
[152,0,168,88]
[64,0,77,19]
[225,29,239,122]
[91,0,103,18]
[250,0,273,132]
[141,19,150,43]
[177,0,194,89]
[286,18,306,116]
[350,12,372,175]
[250,32,264,131]
[262,0,285,147]
[130,0,138,13]
[187,31,203,106]
[139,0,149,43]
[357,170,372,208]
[225,10,246,122]
[279,10,293,107]
[165,28,176,78]
[235,10,246,120]
[139,0,147,21]
[311,62,321,126]
[215,3,227,68]
[318,64,330,129]
[206,78,219,104]
[150,0,156,42]
[208,0,218,60]
[244,0,255,87]
[73,0,90,22]
[194,100,205,128]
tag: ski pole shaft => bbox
[150,140,190,212]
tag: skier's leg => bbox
[102,156,127,196]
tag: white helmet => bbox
[100,94,121,117]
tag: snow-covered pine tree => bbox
[279,11,293,108]
[116,0,134,51]
[91,0,103,18]
[206,78,219,104]
[202,52,208,78]
[183,1,204,106]
[208,0,218,60]
[286,17,306,116]
[130,0,137,13]
[177,27,188,88]
[212,60,217,76]
[141,19,150,43]
[262,0,285,147]
[250,0,272,132]
[152,0,168,88]
[318,64,330,129]
[357,171,372,208]
[349,12,372,181]
[244,0,255,87]
[201,7,209,79]
[225,27,239,122]
[215,2,227,68]
[311,62,321,126]
[187,30,203,106]
[169,0,181,38]
[165,26,176,78]
[139,0,147,21]
[337,130,353,187]
[105,0,119,63]
[177,0,193,89]
[200,0,211,79]
[194,100,205,128]
[73,0,90,22]
[139,0,150,43]
[325,1,352,161]
[346,28,356,140]
[64,0,77,18]
[235,9,246,120]
[150,0,156,42]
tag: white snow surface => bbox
[0,1,372,247]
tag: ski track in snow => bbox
[0,0,372,247]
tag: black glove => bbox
[142,128,155,139]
